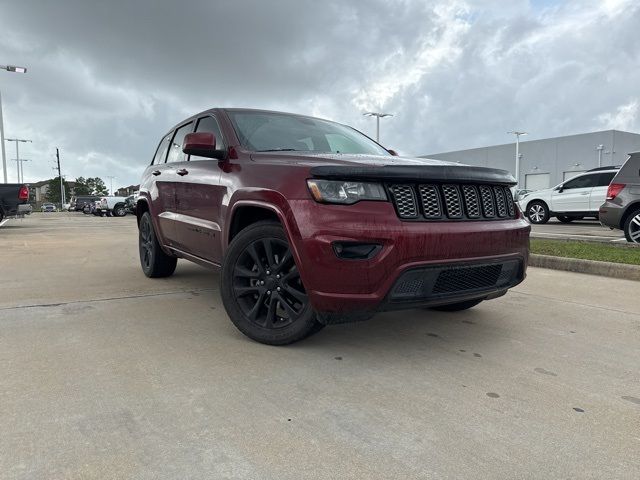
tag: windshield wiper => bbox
[255,148,301,152]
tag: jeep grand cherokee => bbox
[136,108,530,345]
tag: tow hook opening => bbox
[332,242,382,260]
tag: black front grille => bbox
[388,183,515,221]
[432,264,502,294]
[389,259,523,303]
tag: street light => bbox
[1,64,28,183]
[5,138,32,183]
[507,131,528,189]
[106,175,116,195]
[12,158,30,183]
[363,112,393,143]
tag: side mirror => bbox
[182,132,226,160]
[387,149,399,156]
[557,186,564,193]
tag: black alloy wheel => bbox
[221,221,323,345]
[138,212,177,277]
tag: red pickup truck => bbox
[0,183,29,222]
[137,108,530,345]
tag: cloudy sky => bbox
[0,0,638,188]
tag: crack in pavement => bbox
[0,288,218,312]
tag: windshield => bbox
[227,111,391,156]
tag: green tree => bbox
[45,177,71,205]
[86,177,108,196]
[73,177,91,195]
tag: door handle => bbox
[580,192,589,195]
[177,169,189,176]
[152,170,161,176]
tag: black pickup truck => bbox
[0,184,29,222]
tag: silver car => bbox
[599,152,640,243]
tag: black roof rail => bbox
[586,165,621,172]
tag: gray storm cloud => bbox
[0,0,638,186]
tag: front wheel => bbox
[624,208,640,243]
[221,221,323,345]
[139,212,177,277]
[527,201,550,224]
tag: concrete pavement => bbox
[530,218,626,243]
[1,213,639,479]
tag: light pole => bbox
[5,138,32,183]
[0,65,28,183]
[596,144,604,168]
[12,158,30,183]
[363,112,393,143]
[507,131,527,188]
[106,175,116,195]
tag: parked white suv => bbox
[518,167,619,224]
[97,196,129,217]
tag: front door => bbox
[174,115,227,264]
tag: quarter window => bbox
[166,122,194,163]
[596,172,616,187]
[152,135,171,165]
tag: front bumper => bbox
[288,200,530,319]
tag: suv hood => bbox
[251,152,516,186]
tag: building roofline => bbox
[423,129,640,157]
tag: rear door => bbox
[590,171,617,210]
[550,173,598,212]
[174,115,226,263]
[148,124,192,247]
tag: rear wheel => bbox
[624,208,640,243]
[221,221,323,345]
[527,201,550,224]
[113,204,127,217]
[431,298,484,312]
[138,212,177,277]
[556,215,573,223]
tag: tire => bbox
[221,220,324,345]
[138,211,177,278]
[431,298,484,312]
[0,210,4,223]
[556,215,573,223]
[526,201,550,224]
[113,204,127,217]
[623,208,640,243]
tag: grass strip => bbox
[530,239,640,265]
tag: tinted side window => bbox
[563,174,598,189]
[596,172,616,187]
[152,135,171,165]
[166,122,194,163]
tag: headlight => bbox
[307,179,387,204]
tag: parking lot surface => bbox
[1,213,639,479]
[530,218,625,242]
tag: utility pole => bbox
[363,112,393,143]
[56,148,65,207]
[507,131,528,189]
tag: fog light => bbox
[332,242,382,260]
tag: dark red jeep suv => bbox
[137,108,530,345]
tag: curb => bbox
[529,254,640,282]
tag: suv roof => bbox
[586,165,621,172]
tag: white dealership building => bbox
[423,130,640,190]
